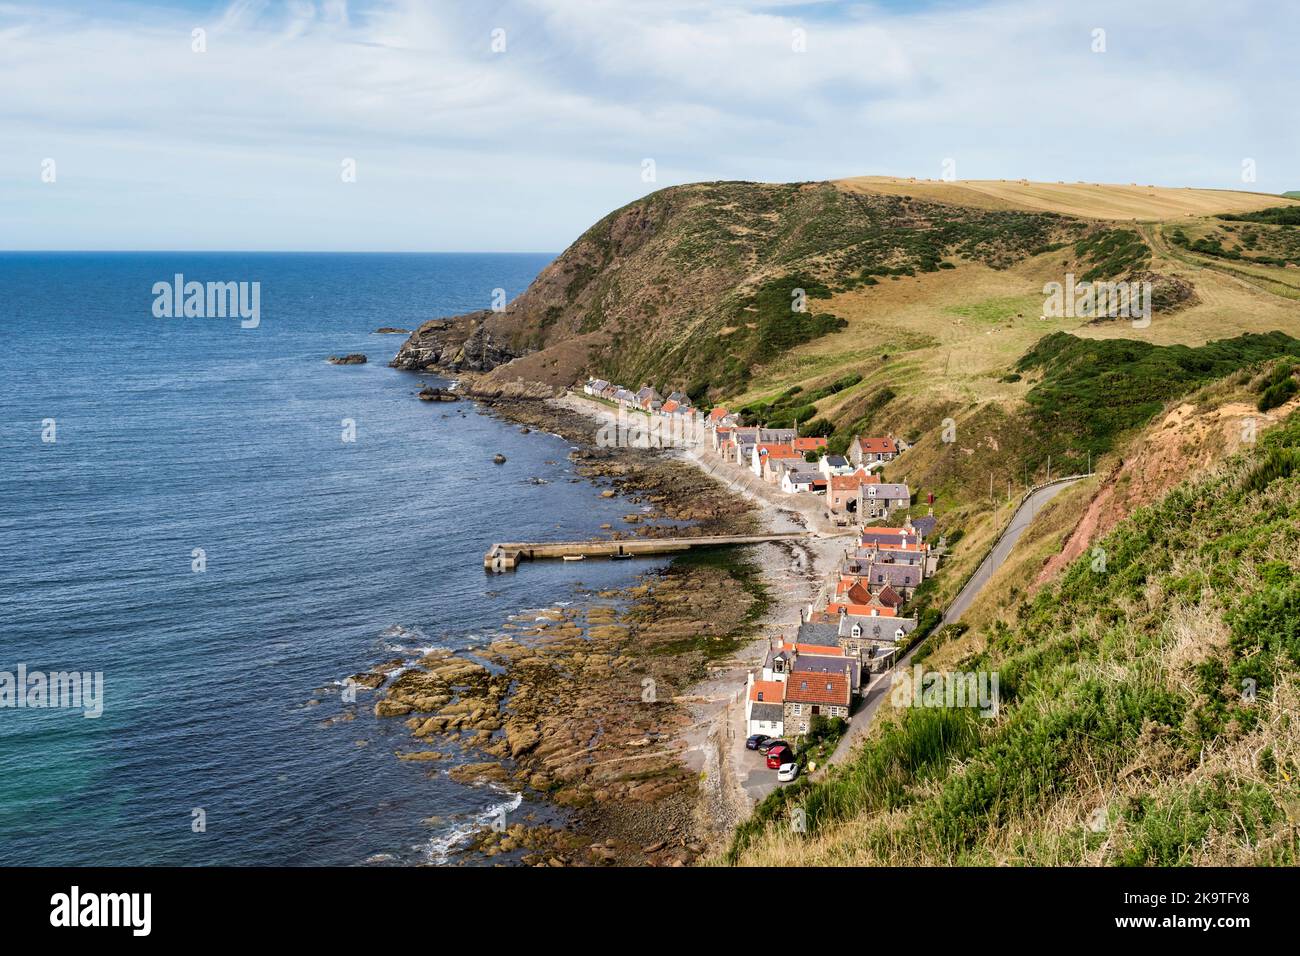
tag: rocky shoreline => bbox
[349,370,783,865]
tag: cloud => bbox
[0,0,1295,250]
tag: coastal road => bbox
[828,476,1085,764]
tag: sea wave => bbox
[420,787,524,865]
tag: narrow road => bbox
[828,477,1083,764]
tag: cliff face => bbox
[392,179,1085,397]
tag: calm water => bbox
[0,252,668,865]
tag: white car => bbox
[776,762,799,783]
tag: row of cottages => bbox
[712,426,797,466]
[583,378,700,416]
[745,641,855,739]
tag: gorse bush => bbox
[1014,331,1300,473]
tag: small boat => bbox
[610,552,633,561]
[562,554,585,562]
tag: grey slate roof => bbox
[910,515,938,539]
[797,614,918,644]
[857,563,923,588]
[863,483,911,501]
[749,702,783,723]
[842,615,917,643]
[861,530,920,547]
[791,654,860,688]
[797,620,842,644]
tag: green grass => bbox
[944,295,1037,326]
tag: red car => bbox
[765,745,791,769]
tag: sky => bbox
[2,0,1297,252]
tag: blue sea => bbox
[0,252,669,865]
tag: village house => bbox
[584,378,610,397]
[745,677,785,739]
[828,469,880,517]
[707,407,738,430]
[849,435,901,467]
[613,387,637,407]
[752,442,802,480]
[853,561,924,595]
[818,454,855,478]
[860,482,912,520]
[763,640,862,696]
[764,453,807,484]
[783,671,852,736]
[792,436,828,455]
[781,470,825,494]
[798,610,919,670]
[636,386,662,411]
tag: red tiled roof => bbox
[792,437,828,451]
[845,582,873,605]
[774,642,847,658]
[749,680,786,704]
[825,602,874,617]
[785,672,851,707]
[758,443,801,459]
[857,436,898,453]
[830,471,880,491]
[708,407,730,422]
[661,400,680,413]
[875,584,904,608]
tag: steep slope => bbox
[725,408,1300,866]
[392,180,1088,395]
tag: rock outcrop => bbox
[327,353,367,365]
[390,316,520,373]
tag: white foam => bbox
[420,787,524,865]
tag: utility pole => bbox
[1007,478,1012,502]
[1047,455,1051,484]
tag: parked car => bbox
[777,762,800,783]
[757,738,790,755]
[766,745,791,769]
[745,734,770,751]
